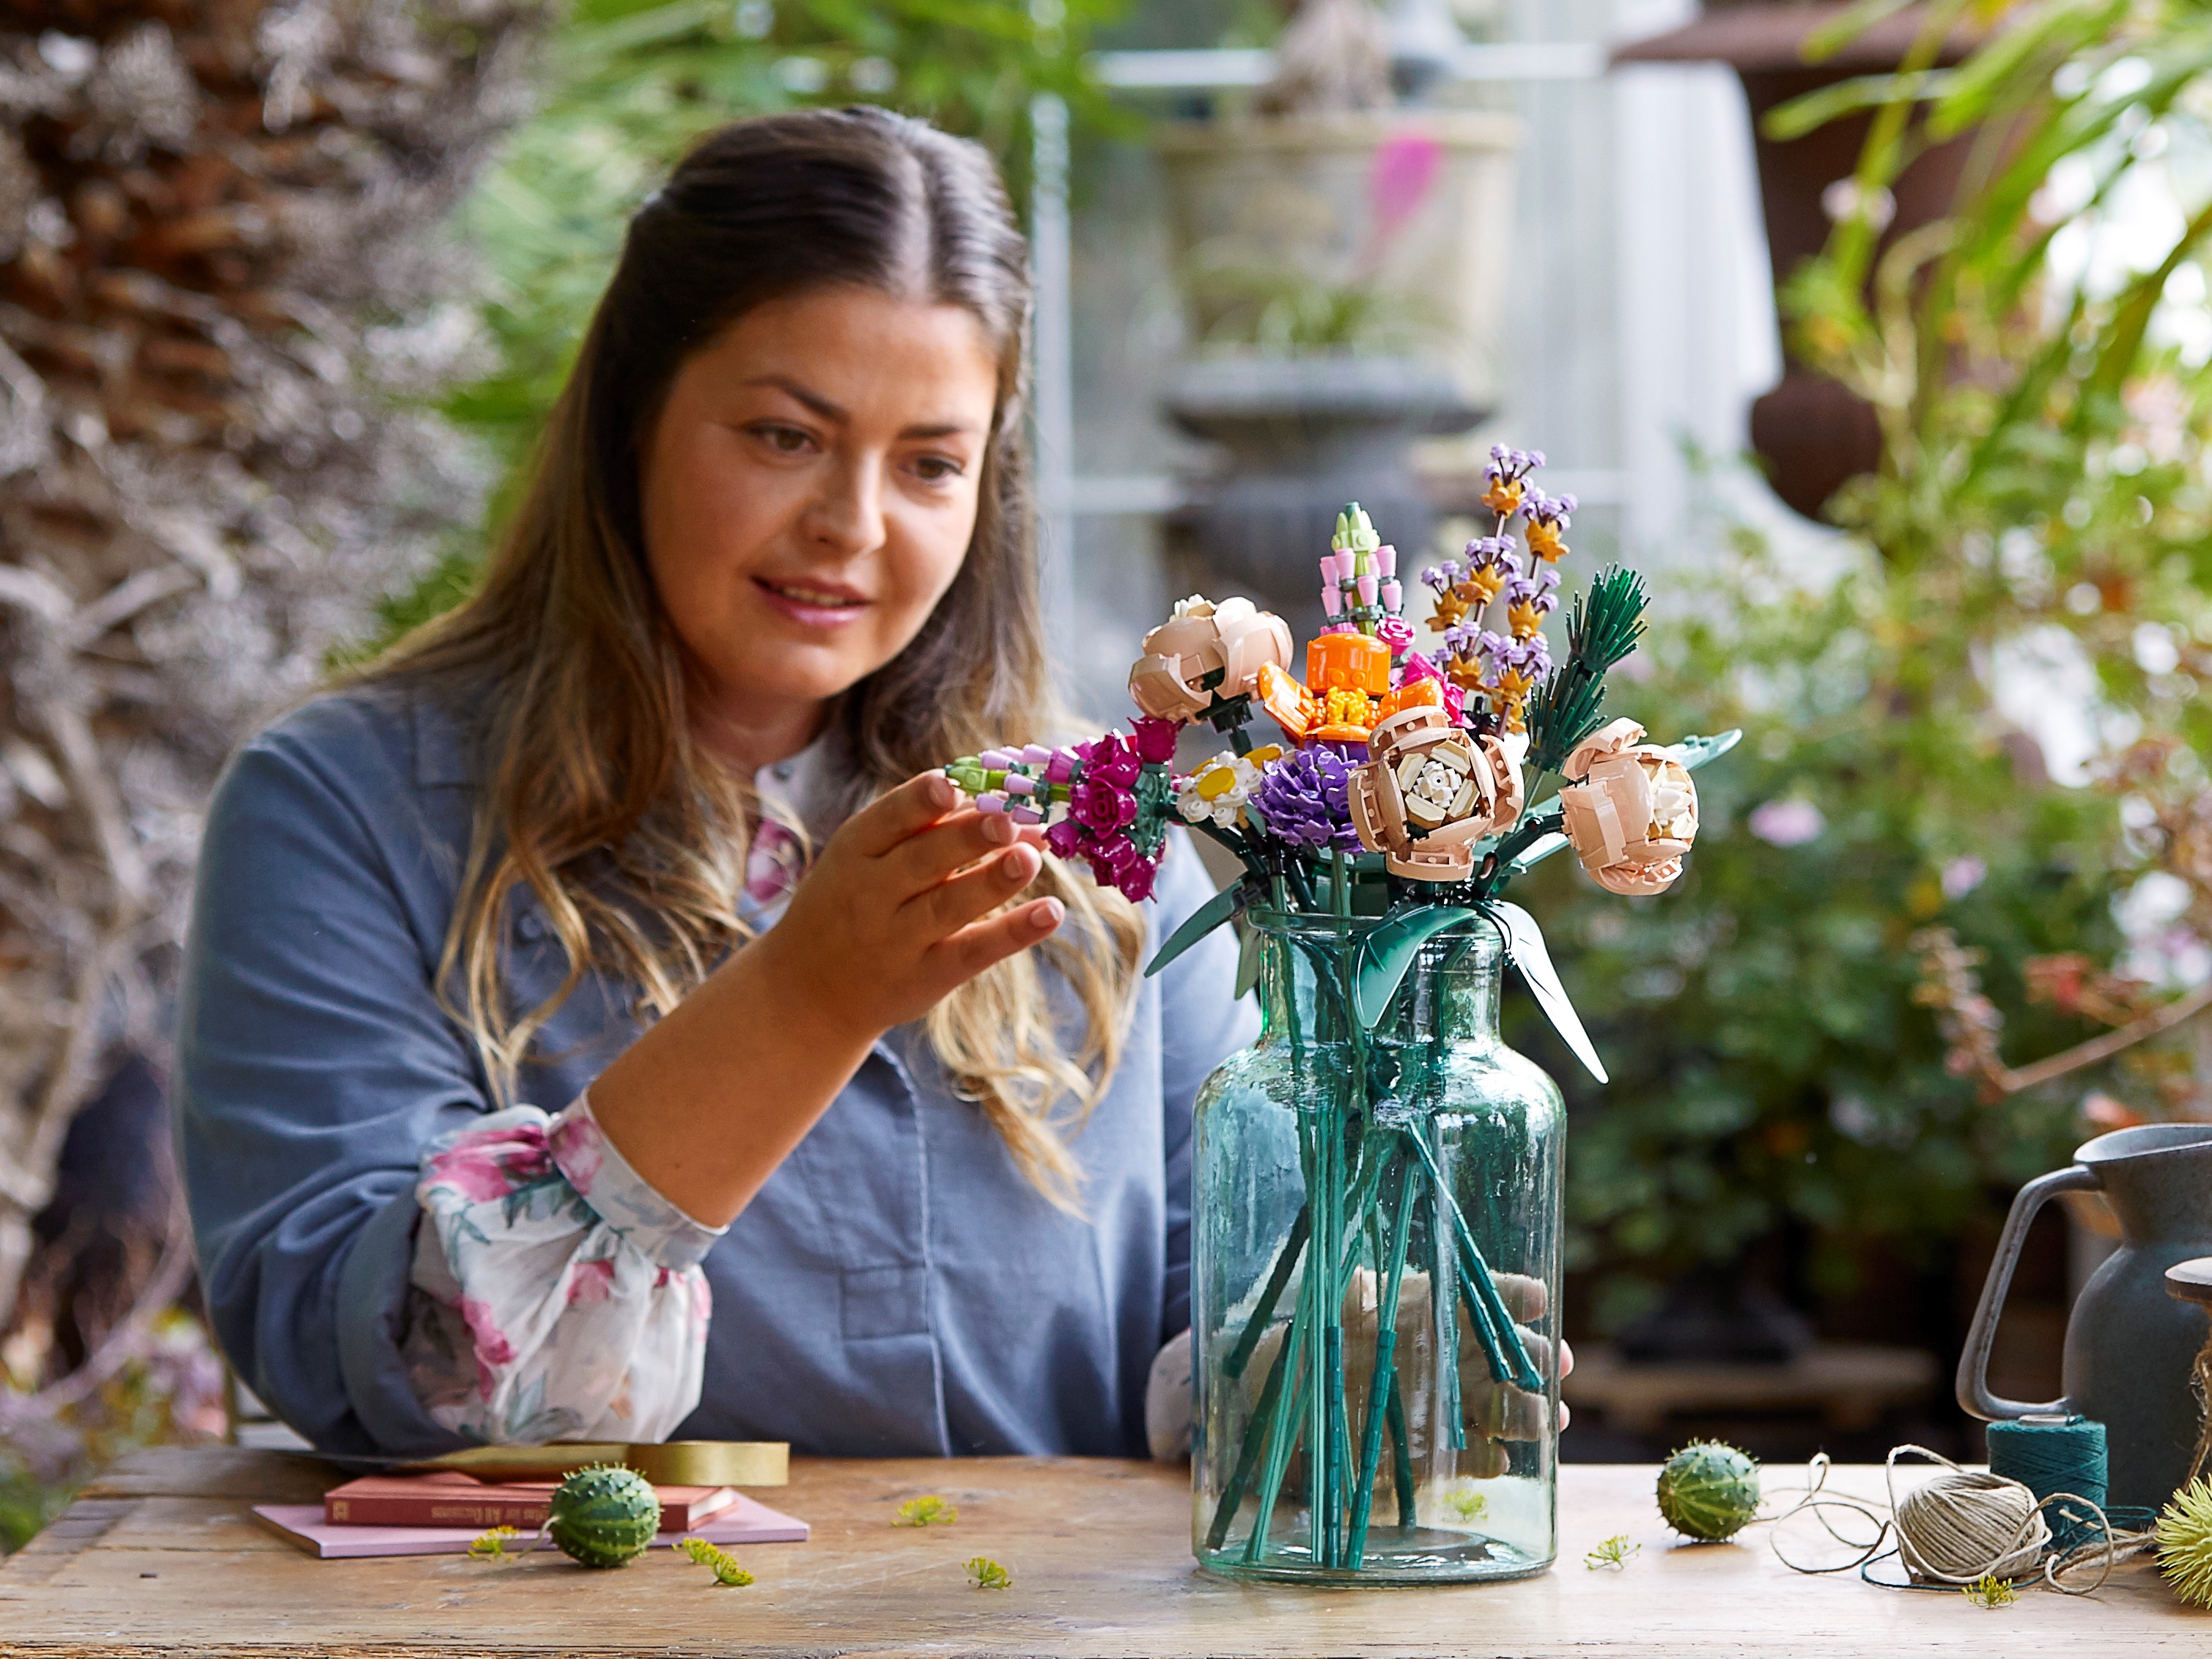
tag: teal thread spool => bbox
[1987,1413,2106,1549]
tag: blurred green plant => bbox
[399,0,1127,631]
[1182,253,1446,355]
[1527,0,2212,1323]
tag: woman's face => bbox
[640,285,1001,761]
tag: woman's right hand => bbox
[758,770,1065,1045]
[585,769,1065,1227]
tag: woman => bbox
[176,106,1253,1459]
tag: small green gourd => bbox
[1655,1441,1761,1542]
[548,1464,661,1569]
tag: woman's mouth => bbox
[753,575,870,628]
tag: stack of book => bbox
[253,1468,810,1560]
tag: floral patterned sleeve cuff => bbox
[397,1094,721,1445]
[542,1095,727,1270]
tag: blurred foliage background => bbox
[1516,0,2212,1337]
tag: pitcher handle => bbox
[1956,1163,2100,1421]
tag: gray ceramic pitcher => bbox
[1958,1124,2212,1511]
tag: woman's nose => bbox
[800,455,886,558]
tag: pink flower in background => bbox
[1942,856,1988,900]
[1748,798,1825,847]
[1376,617,1415,655]
[1368,131,1444,254]
[567,1257,616,1309]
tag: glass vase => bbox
[1190,909,1564,1583]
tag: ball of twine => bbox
[1893,1465,2049,1583]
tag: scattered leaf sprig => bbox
[966,1556,1013,1589]
[1583,1534,1640,1571]
[1961,1572,2017,1608]
[680,1536,754,1586]
[894,1494,958,1527]
[468,1525,520,1561]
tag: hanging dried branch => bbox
[0,0,544,1331]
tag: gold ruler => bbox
[413,1441,789,1487]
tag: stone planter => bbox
[1154,112,1521,400]
[1164,356,1483,632]
[1155,114,1516,613]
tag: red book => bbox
[322,1470,737,1531]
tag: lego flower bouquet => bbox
[943,449,1735,1582]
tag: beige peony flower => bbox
[1349,707,1525,881]
[1557,718,1698,896]
[1127,595,1295,724]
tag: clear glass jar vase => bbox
[1190,909,1564,1583]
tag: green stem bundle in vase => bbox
[943,449,1736,1581]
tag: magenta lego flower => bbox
[1071,778,1135,831]
[1130,716,1179,765]
[1376,617,1415,655]
[1398,650,1467,724]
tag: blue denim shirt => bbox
[175,686,1254,1460]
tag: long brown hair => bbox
[357,107,1143,1207]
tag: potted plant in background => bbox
[1613,0,1988,521]
[1154,0,1518,622]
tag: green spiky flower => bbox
[1525,565,1648,779]
[1655,1441,1761,1542]
[2158,1476,2212,1608]
[546,1464,660,1569]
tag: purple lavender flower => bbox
[1527,490,1577,527]
[1248,747,1363,853]
[1503,564,1561,613]
[1464,534,1514,569]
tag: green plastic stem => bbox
[1348,1156,1419,1566]
[1240,1290,1311,1564]
[1223,1204,1308,1383]
[1205,1312,1296,1552]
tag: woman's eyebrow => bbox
[745,375,980,441]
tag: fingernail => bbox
[925,775,956,809]
[1034,897,1064,928]
[982,812,1015,844]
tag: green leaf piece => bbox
[1352,905,1478,1027]
[1143,880,1250,978]
[1505,831,1570,878]
[1484,901,1608,1084]
[1664,728,1743,771]
[1233,917,1264,1000]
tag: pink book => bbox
[251,1490,809,1560]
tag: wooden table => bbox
[0,1446,2198,1657]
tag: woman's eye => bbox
[751,424,814,454]
[914,455,965,482]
